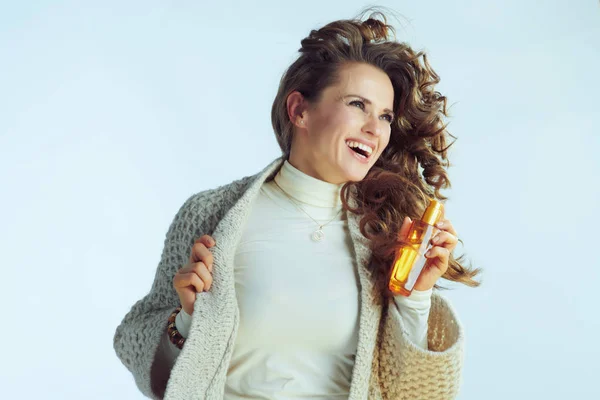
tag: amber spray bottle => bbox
[389,199,444,297]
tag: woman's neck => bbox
[273,160,344,208]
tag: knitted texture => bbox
[113,156,465,400]
[374,295,464,399]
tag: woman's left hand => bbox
[398,216,459,292]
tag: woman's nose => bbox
[363,114,383,136]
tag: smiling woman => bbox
[270,12,481,297]
[114,7,481,400]
[284,62,395,183]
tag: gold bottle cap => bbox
[421,199,444,226]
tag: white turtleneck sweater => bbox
[164,160,432,399]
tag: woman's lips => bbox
[347,145,370,164]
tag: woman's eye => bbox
[350,100,365,110]
[350,100,393,123]
[381,114,393,123]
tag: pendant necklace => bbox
[274,180,342,242]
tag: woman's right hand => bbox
[173,234,216,315]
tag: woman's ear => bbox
[286,91,307,129]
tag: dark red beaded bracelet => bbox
[167,306,186,349]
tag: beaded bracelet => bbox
[167,306,186,350]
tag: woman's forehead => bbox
[328,65,395,107]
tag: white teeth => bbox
[345,140,373,156]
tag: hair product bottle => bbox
[389,199,444,297]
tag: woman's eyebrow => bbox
[344,94,395,118]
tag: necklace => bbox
[274,180,343,242]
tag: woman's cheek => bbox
[381,132,391,150]
[376,140,387,157]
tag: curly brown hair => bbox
[271,9,481,299]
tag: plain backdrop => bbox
[1,1,598,399]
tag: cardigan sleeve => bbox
[153,308,194,373]
[376,292,464,400]
[112,192,214,400]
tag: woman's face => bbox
[288,62,395,184]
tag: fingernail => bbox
[437,221,444,227]
[426,249,432,256]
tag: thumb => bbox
[398,216,413,239]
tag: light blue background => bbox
[1,1,598,399]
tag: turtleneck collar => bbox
[273,160,345,208]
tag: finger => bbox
[398,216,413,240]
[189,241,215,272]
[195,234,216,248]
[435,219,458,237]
[174,271,205,293]
[430,230,459,250]
[424,246,450,273]
[192,261,213,291]
[178,260,199,273]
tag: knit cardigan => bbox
[113,156,465,400]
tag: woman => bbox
[113,10,480,400]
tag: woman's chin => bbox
[340,149,375,181]
[318,157,372,183]
[339,164,370,182]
